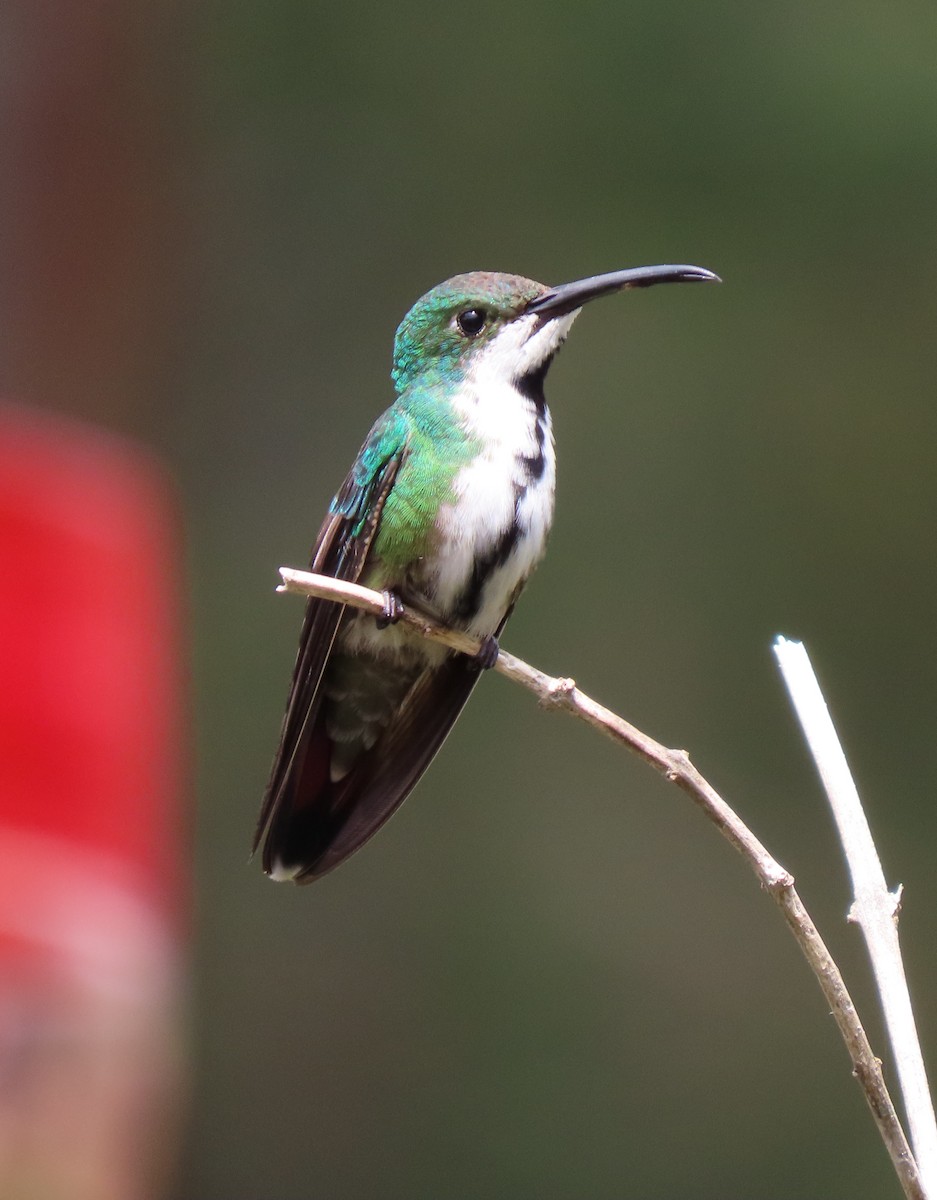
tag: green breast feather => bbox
[370,390,477,575]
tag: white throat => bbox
[473,309,579,394]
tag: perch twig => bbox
[277,566,924,1200]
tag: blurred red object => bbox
[0,400,186,1199]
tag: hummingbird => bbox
[254,263,719,883]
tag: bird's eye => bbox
[456,308,487,337]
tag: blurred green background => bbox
[5,1,937,1196]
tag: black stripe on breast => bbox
[516,358,551,415]
[451,511,522,622]
[516,359,551,483]
[518,410,547,482]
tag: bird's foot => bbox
[471,634,500,671]
[376,590,404,629]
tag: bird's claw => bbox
[376,590,404,629]
[472,634,500,671]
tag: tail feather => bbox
[259,654,481,883]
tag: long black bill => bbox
[526,264,721,319]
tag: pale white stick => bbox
[277,566,923,1198]
[774,636,937,1192]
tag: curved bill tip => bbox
[527,264,721,318]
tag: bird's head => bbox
[391,264,720,397]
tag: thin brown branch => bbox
[277,565,924,1200]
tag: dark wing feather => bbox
[293,654,483,882]
[253,419,405,868]
[286,599,519,883]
